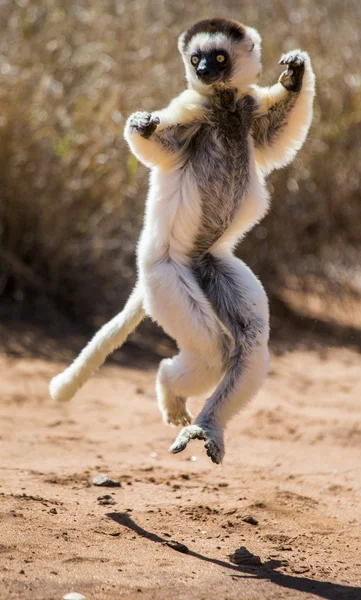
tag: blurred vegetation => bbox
[0,0,360,331]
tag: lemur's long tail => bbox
[49,283,145,402]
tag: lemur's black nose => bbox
[197,65,210,77]
[196,56,210,78]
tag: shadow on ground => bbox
[107,512,361,600]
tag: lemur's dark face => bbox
[178,18,262,94]
[190,48,231,85]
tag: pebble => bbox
[92,474,121,487]
[291,566,310,574]
[242,515,258,526]
[230,546,261,566]
[63,594,86,600]
[97,494,117,506]
[163,540,189,554]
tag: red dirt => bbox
[1,344,361,599]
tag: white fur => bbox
[188,32,234,55]
[49,24,315,463]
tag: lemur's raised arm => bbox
[251,50,315,175]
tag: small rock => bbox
[230,546,261,566]
[242,515,258,526]
[97,494,117,506]
[163,540,189,554]
[291,566,310,574]
[63,594,86,600]
[19,569,25,574]
[92,474,121,487]
[49,508,57,514]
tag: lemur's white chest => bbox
[138,156,268,268]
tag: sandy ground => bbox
[1,341,361,600]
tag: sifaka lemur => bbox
[50,18,315,464]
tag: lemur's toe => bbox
[204,439,224,464]
[169,424,205,454]
[170,440,187,454]
[167,416,191,427]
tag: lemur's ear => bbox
[178,31,187,54]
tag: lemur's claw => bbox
[129,111,159,139]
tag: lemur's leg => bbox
[170,341,269,463]
[143,259,231,427]
[157,351,223,426]
[252,50,315,174]
[170,253,270,464]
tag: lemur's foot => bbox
[170,424,225,464]
[279,50,307,93]
[163,396,193,427]
[128,111,160,139]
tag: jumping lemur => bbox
[50,19,315,464]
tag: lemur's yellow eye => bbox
[191,55,199,65]
[216,54,226,63]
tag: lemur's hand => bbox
[128,111,160,139]
[279,50,307,93]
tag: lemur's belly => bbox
[184,97,254,254]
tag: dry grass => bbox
[0,0,360,327]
